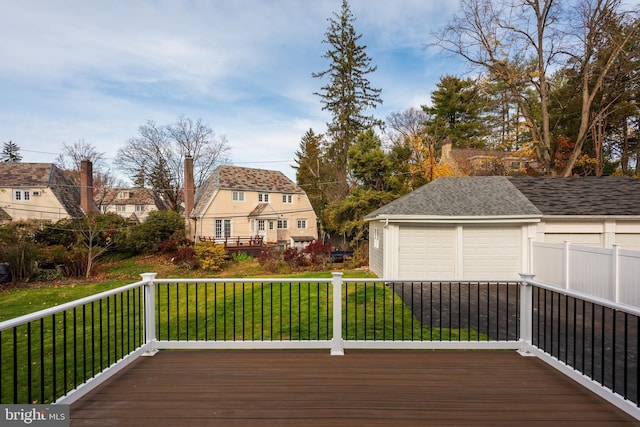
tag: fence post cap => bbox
[140,272,158,282]
[518,273,535,281]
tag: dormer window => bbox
[118,191,133,199]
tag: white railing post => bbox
[612,244,620,304]
[518,273,535,356]
[141,272,158,356]
[331,272,345,356]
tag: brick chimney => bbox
[184,155,194,219]
[80,159,93,214]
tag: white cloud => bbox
[0,0,463,182]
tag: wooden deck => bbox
[70,350,640,426]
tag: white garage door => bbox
[398,227,455,279]
[463,227,522,279]
[544,233,602,247]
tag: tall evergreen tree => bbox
[312,0,382,198]
[293,129,331,236]
[424,75,488,149]
[1,141,22,162]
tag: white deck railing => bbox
[1,272,638,420]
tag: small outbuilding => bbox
[365,176,640,280]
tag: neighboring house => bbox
[440,140,537,176]
[366,176,640,280]
[0,163,86,222]
[189,165,318,249]
[96,188,168,223]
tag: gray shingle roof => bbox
[507,176,640,216]
[366,176,640,220]
[0,163,84,218]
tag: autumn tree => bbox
[312,0,383,198]
[115,117,230,212]
[1,141,22,162]
[434,0,639,176]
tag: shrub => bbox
[0,242,39,282]
[283,247,306,270]
[257,247,288,273]
[303,241,331,266]
[172,247,199,270]
[159,238,193,255]
[194,242,227,271]
[122,211,186,254]
[230,252,253,263]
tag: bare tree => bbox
[56,139,107,176]
[114,117,231,212]
[434,0,638,176]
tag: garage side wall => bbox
[368,221,384,277]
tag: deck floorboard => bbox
[70,350,640,426]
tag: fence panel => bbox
[532,242,564,286]
[569,246,614,300]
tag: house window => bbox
[297,219,306,229]
[215,219,231,238]
[282,194,292,204]
[116,205,126,212]
[373,228,380,249]
[13,190,30,201]
[135,205,145,212]
[277,219,288,229]
[258,193,269,203]
[510,161,520,170]
[232,191,245,202]
[118,191,133,199]
[269,221,274,230]
[99,205,107,213]
[258,220,265,231]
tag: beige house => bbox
[189,165,318,248]
[0,163,87,222]
[440,139,537,176]
[96,188,168,223]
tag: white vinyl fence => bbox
[532,241,640,307]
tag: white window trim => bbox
[258,193,269,203]
[232,191,245,202]
[282,194,293,204]
[297,219,307,229]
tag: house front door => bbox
[257,219,266,238]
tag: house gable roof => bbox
[95,188,168,210]
[367,176,640,221]
[192,165,303,218]
[0,163,84,218]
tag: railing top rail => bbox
[0,279,147,332]
[348,278,521,284]
[529,279,640,317]
[151,278,334,284]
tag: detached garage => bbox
[366,176,640,280]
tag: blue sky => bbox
[0,0,466,181]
